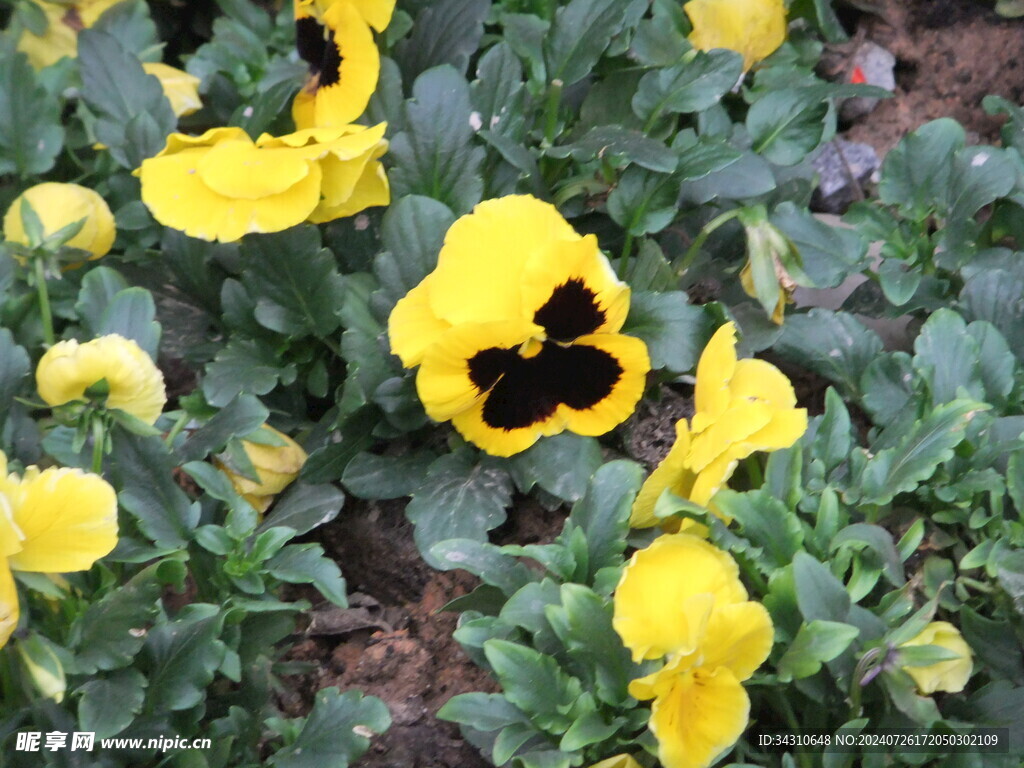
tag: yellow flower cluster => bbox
[613,534,773,768]
[36,335,167,425]
[630,322,806,530]
[215,426,308,513]
[137,125,388,243]
[685,0,787,71]
[0,452,118,649]
[388,195,650,457]
[899,621,973,695]
[3,183,116,261]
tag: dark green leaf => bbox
[395,0,490,82]
[267,544,348,607]
[548,126,676,173]
[878,118,964,217]
[98,288,161,360]
[438,692,529,731]
[632,50,743,125]
[0,50,63,175]
[793,552,851,623]
[204,338,298,407]
[0,329,30,428]
[545,0,630,87]
[178,394,269,463]
[142,604,226,711]
[748,88,830,166]
[483,639,581,731]
[78,668,147,739]
[714,490,803,569]
[257,482,344,536]
[607,167,678,236]
[568,460,643,579]
[342,451,436,499]
[777,620,860,682]
[508,432,602,501]
[430,539,534,595]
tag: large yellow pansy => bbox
[3,183,116,260]
[685,0,787,71]
[35,335,167,425]
[388,195,650,457]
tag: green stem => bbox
[33,257,54,347]
[770,690,814,768]
[164,411,191,449]
[542,79,564,147]
[745,456,764,489]
[618,231,634,280]
[91,418,105,475]
[673,209,743,278]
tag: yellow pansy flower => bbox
[293,0,383,129]
[142,62,202,118]
[16,0,128,69]
[685,0,787,71]
[3,183,116,260]
[588,757,643,768]
[388,195,650,457]
[0,452,118,649]
[630,322,806,528]
[215,426,308,513]
[36,335,167,425]
[137,125,388,242]
[295,0,395,32]
[899,621,974,695]
[613,533,773,768]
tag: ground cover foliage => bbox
[0,0,1022,767]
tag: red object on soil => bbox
[851,66,867,84]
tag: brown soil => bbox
[273,3,1024,765]
[843,0,1024,155]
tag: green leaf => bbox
[559,710,618,751]
[772,202,868,289]
[945,146,1017,221]
[961,607,1024,685]
[792,552,851,623]
[111,434,199,549]
[878,118,964,217]
[714,490,803,569]
[912,309,984,405]
[748,88,830,166]
[812,389,854,479]
[832,524,904,586]
[0,329,29,428]
[257,482,344,535]
[270,688,391,768]
[98,288,162,360]
[0,49,63,175]
[178,394,269,463]
[394,0,490,82]
[470,42,527,141]
[370,195,456,317]
[966,320,1015,401]
[628,238,676,292]
[142,604,226,712]
[267,544,348,607]
[960,268,1024,361]
[438,692,529,731]
[69,563,164,674]
[623,290,711,373]
[877,258,921,307]
[777,620,861,682]
[860,399,987,505]
[430,538,534,595]
[78,29,175,167]
[789,0,848,41]
[607,166,679,236]
[75,266,130,333]
[568,460,643,579]
[632,50,744,126]
[673,132,744,181]
[78,668,147,739]
[483,639,582,732]
[630,17,690,67]
[240,227,345,338]
[204,338,298,407]
[545,0,630,87]
[508,432,602,501]
[365,56,405,132]
[774,309,883,398]
[548,126,677,173]
[342,451,436,499]
[92,0,160,58]
[406,453,513,568]
[859,352,918,425]
[389,65,485,214]
[501,13,549,83]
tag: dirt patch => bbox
[841,0,1024,154]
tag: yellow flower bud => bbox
[35,335,167,425]
[3,183,116,260]
[17,634,66,703]
[899,621,973,695]
[685,0,787,71]
[217,426,308,512]
[142,62,202,118]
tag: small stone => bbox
[840,42,897,123]
[811,139,880,214]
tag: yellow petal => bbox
[0,560,18,650]
[427,195,581,326]
[310,153,390,222]
[699,600,774,680]
[142,62,202,118]
[631,420,694,528]
[899,621,974,695]
[343,0,395,31]
[224,426,308,497]
[687,400,772,472]
[451,397,566,458]
[36,335,167,425]
[728,358,797,409]
[740,407,808,453]
[692,323,737,431]
[415,319,540,423]
[388,277,452,368]
[556,333,650,437]
[649,666,750,768]
[3,182,116,260]
[613,534,747,661]
[521,236,631,339]
[687,448,741,508]
[587,756,644,768]
[197,141,315,200]
[6,467,117,573]
[685,0,787,71]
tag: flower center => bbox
[533,279,606,342]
